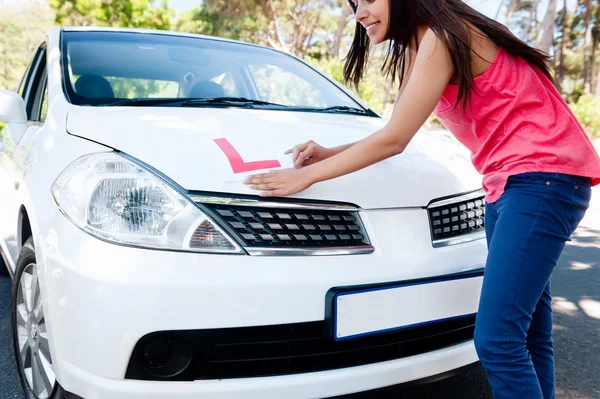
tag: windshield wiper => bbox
[102,97,288,109]
[290,105,373,115]
[103,98,195,107]
[181,97,288,108]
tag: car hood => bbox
[66,107,481,209]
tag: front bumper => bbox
[57,342,479,399]
[35,207,487,398]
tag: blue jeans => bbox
[475,172,592,399]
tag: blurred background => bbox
[0,0,599,135]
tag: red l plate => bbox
[214,138,281,173]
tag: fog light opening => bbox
[141,334,192,378]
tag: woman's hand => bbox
[286,140,333,169]
[243,167,315,197]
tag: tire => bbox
[11,238,67,399]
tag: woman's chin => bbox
[367,32,387,45]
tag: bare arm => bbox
[302,30,453,184]
[329,141,357,156]
[245,29,454,196]
[327,48,418,156]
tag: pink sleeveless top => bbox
[433,46,600,203]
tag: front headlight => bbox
[51,152,243,254]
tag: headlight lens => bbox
[51,152,242,253]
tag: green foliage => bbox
[174,4,268,44]
[174,0,344,58]
[0,6,54,91]
[0,21,23,90]
[305,54,397,114]
[570,95,600,138]
[305,56,344,84]
[49,0,174,29]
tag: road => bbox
[1,187,598,398]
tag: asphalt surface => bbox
[0,189,598,399]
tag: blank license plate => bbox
[333,274,483,341]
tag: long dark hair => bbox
[344,0,555,111]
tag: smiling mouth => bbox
[365,22,380,32]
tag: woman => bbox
[243,0,600,397]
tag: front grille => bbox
[125,316,476,381]
[428,193,486,246]
[201,203,370,249]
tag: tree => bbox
[526,0,542,45]
[593,0,600,97]
[582,0,593,94]
[557,0,569,90]
[538,0,558,53]
[49,0,174,30]
[505,0,540,44]
[174,0,274,46]
[0,4,54,91]
[328,1,352,58]
[174,0,341,58]
[506,0,518,25]
[0,21,22,91]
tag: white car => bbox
[0,27,488,399]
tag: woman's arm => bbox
[290,43,420,167]
[244,29,455,196]
[324,45,419,157]
[330,141,357,156]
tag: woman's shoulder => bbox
[424,25,499,84]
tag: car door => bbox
[0,43,48,272]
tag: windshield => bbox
[61,31,368,112]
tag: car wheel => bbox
[11,238,67,399]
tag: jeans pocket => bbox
[554,173,593,193]
[564,187,592,236]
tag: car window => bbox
[18,45,43,98]
[39,78,49,122]
[18,62,33,98]
[248,64,326,107]
[21,45,46,115]
[61,31,364,112]
[26,50,47,122]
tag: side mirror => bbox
[0,89,28,143]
